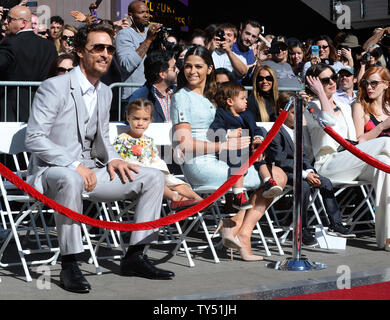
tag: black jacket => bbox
[0,31,58,121]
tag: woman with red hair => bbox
[353,66,390,142]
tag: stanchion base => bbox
[266,258,327,271]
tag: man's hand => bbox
[71,11,87,22]
[76,164,97,192]
[108,159,140,183]
[306,172,321,187]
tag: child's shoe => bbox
[262,178,283,199]
[232,192,253,210]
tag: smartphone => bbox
[26,1,38,7]
[311,45,320,58]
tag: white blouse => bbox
[304,98,357,169]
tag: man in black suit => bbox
[266,94,355,245]
[0,5,57,121]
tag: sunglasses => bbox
[56,67,73,73]
[257,75,274,82]
[318,45,329,50]
[61,35,74,42]
[319,73,338,85]
[86,43,116,55]
[38,31,47,35]
[360,79,386,89]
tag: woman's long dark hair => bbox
[176,45,218,104]
[304,63,336,96]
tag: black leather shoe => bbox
[59,262,91,293]
[302,229,318,247]
[120,253,175,279]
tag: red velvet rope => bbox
[0,110,288,232]
[324,125,390,173]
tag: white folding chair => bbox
[0,123,60,282]
[331,180,375,234]
[0,123,102,281]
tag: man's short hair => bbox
[240,19,262,32]
[128,0,144,13]
[144,50,175,84]
[50,16,64,25]
[218,23,238,38]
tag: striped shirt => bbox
[152,85,174,122]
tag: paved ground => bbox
[0,226,389,301]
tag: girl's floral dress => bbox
[113,132,188,187]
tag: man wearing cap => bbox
[334,66,357,107]
[262,36,301,88]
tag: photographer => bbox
[211,23,248,81]
[357,45,385,83]
[115,0,162,101]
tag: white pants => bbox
[317,137,390,248]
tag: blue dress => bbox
[170,87,262,189]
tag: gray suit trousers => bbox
[42,166,165,255]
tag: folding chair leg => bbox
[265,211,284,256]
[255,222,271,256]
[82,223,102,275]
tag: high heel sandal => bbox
[213,219,242,249]
[236,235,263,261]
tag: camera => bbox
[362,52,371,63]
[215,29,225,42]
[380,32,390,48]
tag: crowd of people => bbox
[0,0,390,294]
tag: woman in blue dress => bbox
[170,46,287,261]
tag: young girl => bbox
[113,98,203,210]
[209,81,283,210]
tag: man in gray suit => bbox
[25,23,174,294]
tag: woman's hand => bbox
[221,136,251,151]
[379,116,390,131]
[305,75,325,97]
[310,56,321,65]
[227,128,242,138]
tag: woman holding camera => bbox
[304,63,390,251]
[170,45,287,261]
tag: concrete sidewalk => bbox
[0,229,389,300]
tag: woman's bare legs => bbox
[235,166,287,257]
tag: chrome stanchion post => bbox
[267,96,327,271]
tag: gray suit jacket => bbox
[25,69,119,193]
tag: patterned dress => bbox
[113,133,188,187]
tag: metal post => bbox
[267,97,327,271]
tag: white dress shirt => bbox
[68,66,101,170]
[282,124,314,179]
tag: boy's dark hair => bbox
[276,91,297,115]
[144,50,175,84]
[215,81,246,110]
[126,98,155,119]
[50,16,64,25]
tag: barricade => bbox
[0,81,250,122]
[0,81,41,122]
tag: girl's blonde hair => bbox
[251,64,279,122]
[357,66,390,117]
[126,98,154,119]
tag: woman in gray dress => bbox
[170,46,287,261]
